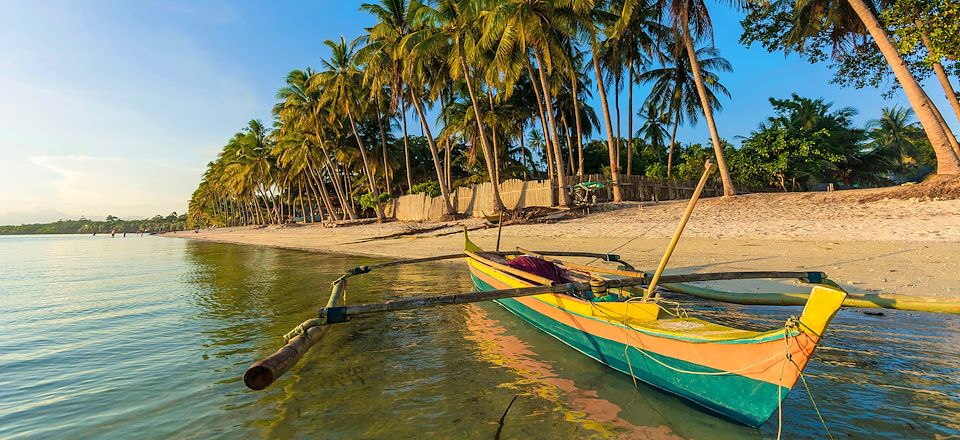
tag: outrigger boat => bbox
[464,233,845,427]
[242,161,959,429]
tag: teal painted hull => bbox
[472,274,787,427]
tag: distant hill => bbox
[0,213,187,235]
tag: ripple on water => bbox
[0,236,957,439]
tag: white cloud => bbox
[0,155,202,223]
[0,2,260,224]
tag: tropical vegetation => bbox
[186,0,960,228]
[0,214,188,235]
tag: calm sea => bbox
[0,235,957,439]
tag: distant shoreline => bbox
[169,190,960,300]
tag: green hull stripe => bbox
[470,264,792,344]
[471,274,786,427]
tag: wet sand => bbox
[175,190,960,299]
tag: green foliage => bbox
[674,143,718,182]
[729,94,898,190]
[734,127,843,190]
[644,162,667,178]
[0,214,189,235]
[358,192,390,210]
[739,0,955,97]
[883,0,960,66]
[580,140,612,174]
[408,180,441,197]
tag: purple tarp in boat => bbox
[505,256,570,284]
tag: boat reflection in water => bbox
[462,302,762,439]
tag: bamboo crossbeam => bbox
[662,282,960,315]
[347,250,627,275]
[658,271,825,284]
[318,276,649,323]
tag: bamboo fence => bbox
[384,174,722,221]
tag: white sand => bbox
[171,190,960,299]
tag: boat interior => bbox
[474,251,782,342]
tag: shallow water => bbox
[0,235,957,439]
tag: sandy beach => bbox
[172,189,960,299]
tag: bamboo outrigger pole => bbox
[243,274,649,390]
[644,160,715,299]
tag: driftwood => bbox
[343,223,453,244]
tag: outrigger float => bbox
[243,162,960,428]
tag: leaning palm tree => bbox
[640,37,731,176]
[315,36,385,221]
[774,0,960,173]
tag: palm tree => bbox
[481,0,576,206]
[527,129,547,175]
[361,1,457,215]
[640,38,731,176]
[608,0,664,176]
[273,68,352,220]
[408,0,507,212]
[867,105,926,168]
[620,0,738,194]
[359,0,418,192]
[582,8,625,202]
[315,36,385,221]
[776,0,960,174]
[636,100,669,155]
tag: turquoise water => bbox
[0,235,957,438]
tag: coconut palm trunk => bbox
[562,115,575,175]
[520,128,529,179]
[668,109,680,177]
[534,48,572,206]
[445,140,452,189]
[570,72,585,176]
[917,22,960,130]
[459,58,507,212]
[345,107,385,221]
[376,99,392,196]
[485,86,502,184]
[844,0,960,174]
[680,19,737,194]
[313,122,356,219]
[526,57,557,205]
[296,179,306,223]
[592,35,624,202]
[307,160,340,220]
[921,87,960,156]
[409,91,456,215]
[399,94,413,192]
[627,60,634,176]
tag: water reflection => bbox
[4,236,952,439]
[181,241,959,439]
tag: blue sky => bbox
[1,0,955,224]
